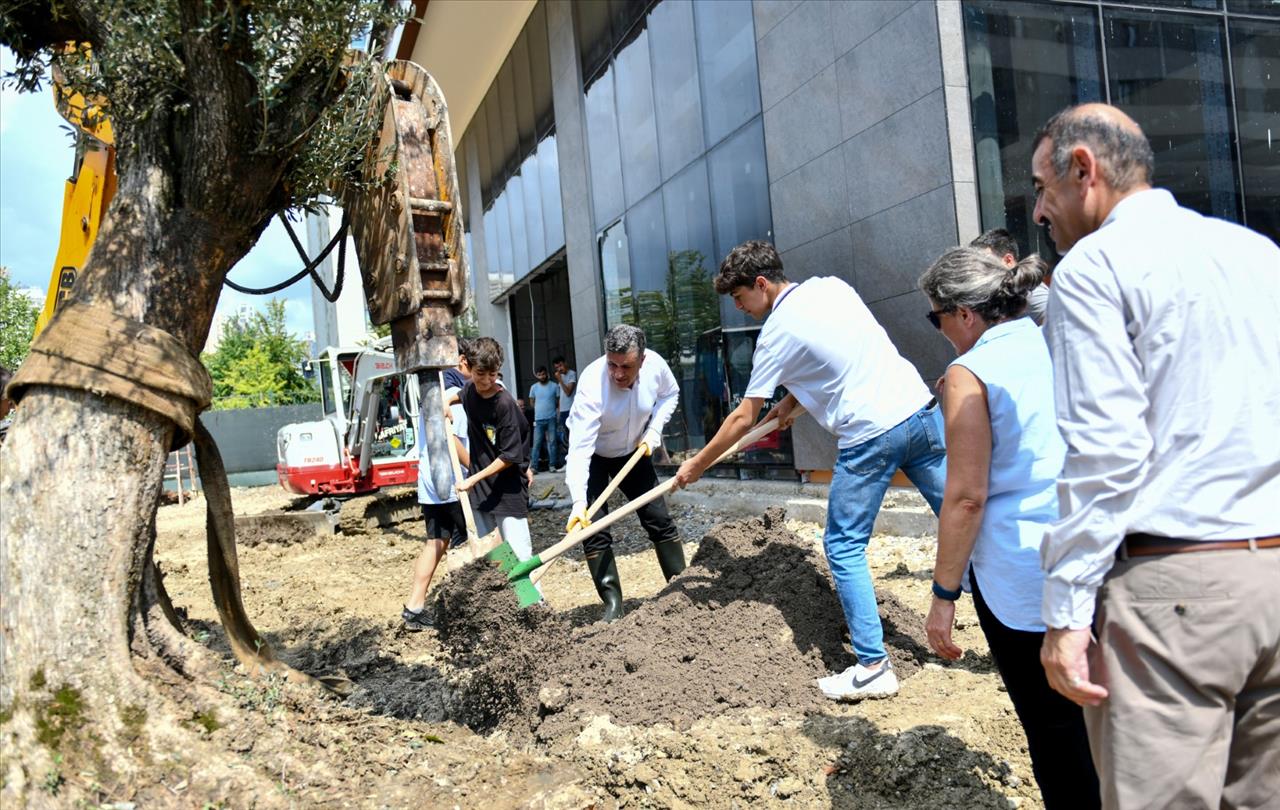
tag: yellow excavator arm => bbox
[35,69,116,339]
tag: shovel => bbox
[506,407,803,604]
[528,443,647,586]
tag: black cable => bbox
[223,209,350,299]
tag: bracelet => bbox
[931,580,963,601]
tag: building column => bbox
[937,0,981,244]
[546,0,605,367]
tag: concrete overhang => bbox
[402,0,538,143]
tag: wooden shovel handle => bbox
[584,443,647,522]
[529,408,801,572]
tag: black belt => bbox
[1119,532,1280,559]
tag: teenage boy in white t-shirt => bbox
[675,240,947,701]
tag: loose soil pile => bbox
[431,507,936,741]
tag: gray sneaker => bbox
[401,606,433,631]
[818,660,899,701]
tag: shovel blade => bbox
[443,530,503,573]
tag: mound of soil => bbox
[431,508,933,739]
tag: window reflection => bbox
[708,119,773,329]
[585,66,626,226]
[650,0,705,179]
[538,134,565,251]
[964,0,1103,260]
[1228,20,1279,242]
[615,27,662,206]
[694,0,761,148]
[600,220,632,329]
[1104,9,1240,222]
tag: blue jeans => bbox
[532,417,557,470]
[556,411,570,466]
[825,404,946,665]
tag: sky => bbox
[0,47,318,348]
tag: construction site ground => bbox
[154,479,1043,809]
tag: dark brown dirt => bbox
[431,507,934,740]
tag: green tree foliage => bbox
[202,299,318,409]
[0,267,39,371]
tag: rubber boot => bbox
[653,538,686,581]
[585,548,624,623]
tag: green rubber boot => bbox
[653,538,686,581]
[585,548,624,623]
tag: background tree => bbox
[0,266,39,370]
[203,299,318,408]
[0,1,400,803]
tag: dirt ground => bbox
[150,482,1044,808]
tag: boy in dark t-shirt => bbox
[455,337,534,562]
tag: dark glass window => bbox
[1230,20,1280,242]
[577,0,614,83]
[527,4,555,135]
[708,120,772,329]
[1141,0,1221,9]
[615,27,662,206]
[510,35,537,155]
[538,133,565,252]
[964,0,1104,260]
[650,0,705,179]
[496,63,521,179]
[1227,0,1280,15]
[626,189,669,297]
[584,66,626,226]
[600,219,632,328]
[1104,9,1240,222]
[694,0,761,147]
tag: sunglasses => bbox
[925,308,952,329]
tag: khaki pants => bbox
[1086,547,1280,809]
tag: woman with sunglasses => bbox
[917,246,1099,809]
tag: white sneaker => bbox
[818,661,899,701]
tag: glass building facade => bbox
[964,0,1280,260]
[578,0,779,462]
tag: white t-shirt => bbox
[746,276,930,448]
[557,368,576,413]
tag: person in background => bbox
[919,246,1098,809]
[1032,103,1279,809]
[527,365,559,474]
[968,228,1054,326]
[552,355,576,470]
[455,337,534,563]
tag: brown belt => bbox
[1121,532,1280,558]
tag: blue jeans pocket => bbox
[919,405,946,453]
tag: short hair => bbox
[605,324,645,356]
[715,240,787,294]
[919,247,1047,323]
[536,365,548,374]
[552,355,565,365]
[968,228,1020,261]
[468,336,503,372]
[456,337,474,362]
[1033,106,1154,192]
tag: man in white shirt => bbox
[675,241,947,702]
[552,355,576,470]
[1032,103,1280,809]
[564,324,683,622]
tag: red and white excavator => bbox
[275,338,423,496]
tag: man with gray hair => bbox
[1032,103,1280,808]
[563,323,684,622]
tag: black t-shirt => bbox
[461,381,530,519]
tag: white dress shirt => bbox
[1041,188,1280,629]
[746,277,930,448]
[564,348,680,504]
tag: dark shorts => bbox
[421,502,467,548]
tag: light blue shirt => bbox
[951,317,1065,632]
[417,388,467,505]
[528,380,559,421]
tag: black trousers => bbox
[971,570,1101,810]
[581,453,678,555]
